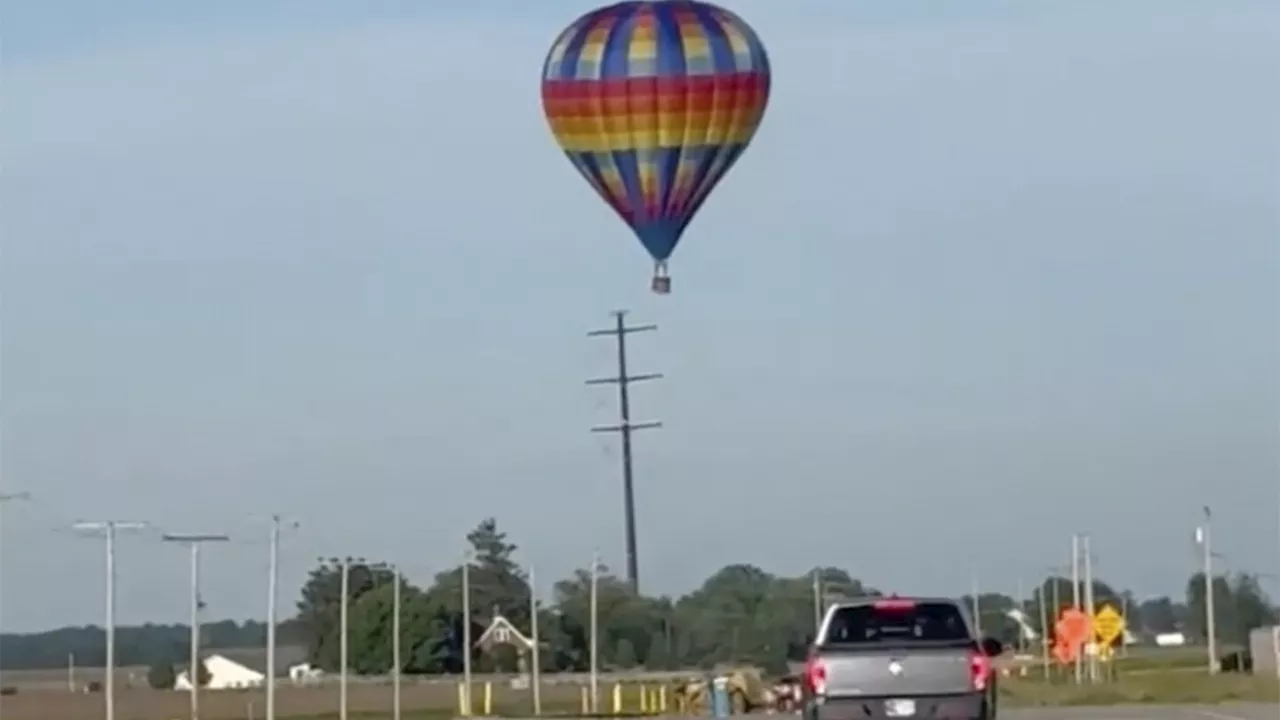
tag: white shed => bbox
[175,655,266,690]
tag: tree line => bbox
[1,517,1276,672]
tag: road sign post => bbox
[1092,605,1124,647]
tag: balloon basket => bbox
[651,275,671,294]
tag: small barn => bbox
[175,645,310,690]
[175,656,264,690]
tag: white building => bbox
[175,645,310,690]
[175,655,265,690]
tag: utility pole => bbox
[589,552,600,713]
[264,515,298,720]
[73,520,148,720]
[1082,535,1098,683]
[163,532,230,720]
[1070,534,1082,685]
[1198,505,1217,674]
[587,310,661,593]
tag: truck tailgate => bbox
[820,642,975,697]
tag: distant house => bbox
[475,614,533,652]
[174,646,309,690]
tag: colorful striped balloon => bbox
[541,0,771,293]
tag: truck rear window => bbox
[824,602,970,643]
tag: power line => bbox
[587,310,661,594]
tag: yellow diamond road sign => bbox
[1093,605,1124,645]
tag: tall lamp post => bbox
[1196,506,1217,674]
[263,515,298,720]
[462,551,473,716]
[73,520,149,720]
[163,533,229,720]
[322,555,380,720]
[365,561,403,720]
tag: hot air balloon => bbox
[541,0,771,293]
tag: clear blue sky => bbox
[2,0,1277,632]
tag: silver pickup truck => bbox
[802,596,1003,720]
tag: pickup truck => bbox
[802,596,1004,720]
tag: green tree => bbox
[146,661,176,690]
[294,559,396,670]
[186,659,212,687]
[614,638,637,668]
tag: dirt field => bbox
[0,680,591,720]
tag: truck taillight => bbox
[803,657,827,695]
[968,650,991,691]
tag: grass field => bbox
[2,650,1276,720]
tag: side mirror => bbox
[980,637,1004,657]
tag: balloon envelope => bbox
[541,0,771,283]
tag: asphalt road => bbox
[1001,706,1279,720]
[716,708,1280,720]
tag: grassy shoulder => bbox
[998,672,1280,706]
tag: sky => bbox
[1,0,1277,633]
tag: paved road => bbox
[718,708,1279,720]
[1002,706,1278,720]
[1011,706,1277,720]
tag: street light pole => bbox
[1082,535,1098,683]
[267,517,279,720]
[529,565,541,716]
[262,515,299,720]
[320,555,362,720]
[589,552,600,713]
[462,553,473,716]
[970,575,982,635]
[73,520,148,720]
[1036,578,1050,679]
[392,567,401,720]
[162,533,229,720]
[811,568,822,633]
[1198,506,1217,674]
[341,558,351,720]
[1070,534,1082,685]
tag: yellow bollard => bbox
[580,685,590,714]
[639,685,649,713]
[659,685,668,713]
[457,682,468,716]
[612,683,622,714]
[483,681,493,715]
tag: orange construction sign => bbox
[1051,608,1091,664]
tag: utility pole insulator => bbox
[586,310,661,594]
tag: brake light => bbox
[968,650,991,691]
[803,656,827,695]
[873,598,916,611]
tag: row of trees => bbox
[288,519,1278,675]
[2,518,1276,672]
